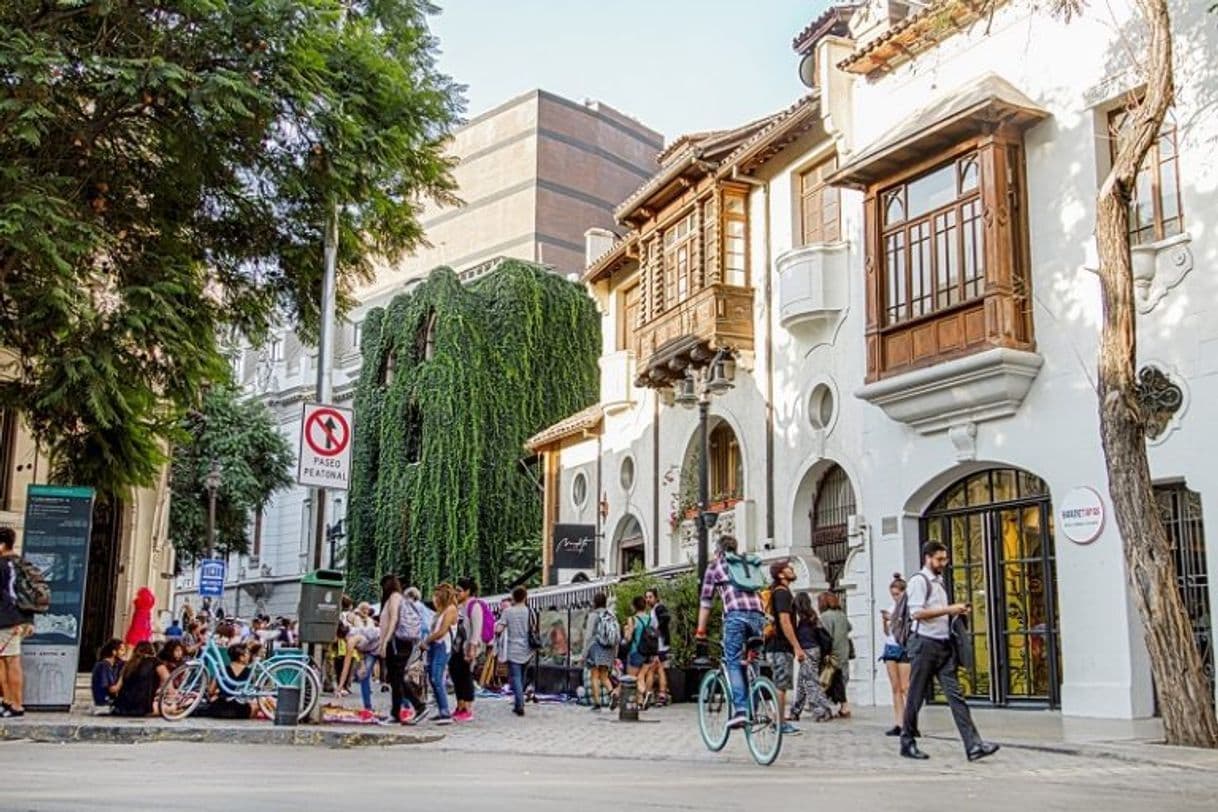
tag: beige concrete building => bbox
[1,359,174,671]
[173,90,662,617]
[362,89,663,297]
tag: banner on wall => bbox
[552,523,596,571]
[19,484,96,710]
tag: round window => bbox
[620,456,636,492]
[809,383,835,430]
[572,472,588,508]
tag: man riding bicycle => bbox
[696,535,766,730]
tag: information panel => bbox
[20,484,95,710]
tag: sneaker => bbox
[512,706,525,717]
[0,707,24,718]
[452,709,473,723]
[726,712,747,730]
[358,709,377,722]
[398,708,413,724]
[885,725,902,737]
[780,722,801,735]
[589,703,602,712]
[433,714,453,726]
[406,707,431,726]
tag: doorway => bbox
[922,468,1062,707]
[78,496,123,672]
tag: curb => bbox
[0,721,443,749]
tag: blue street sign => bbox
[199,558,227,598]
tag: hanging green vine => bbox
[346,261,599,597]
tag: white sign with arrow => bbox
[297,403,353,491]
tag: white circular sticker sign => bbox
[1058,486,1105,544]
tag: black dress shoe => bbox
[885,725,902,736]
[900,742,930,760]
[967,742,1000,762]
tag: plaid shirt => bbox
[700,555,764,614]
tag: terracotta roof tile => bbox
[525,404,604,451]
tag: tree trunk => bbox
[1094,0,1218,748]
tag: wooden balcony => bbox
[632,283,754,388]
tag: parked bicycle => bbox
[696,636,783,766]
[158,638,321,721]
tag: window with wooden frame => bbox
[663,213,696,303]
[708,422,743,501]
[798,157,841,246]
[0,409,14,512]
[722,192,748,287]
[617,282,641,351]
[880,152,984,325]
[1108,108,1183,246]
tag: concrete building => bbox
[530,0,1215,722]
[172,90,662,618]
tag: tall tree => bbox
[1076,0,1218,746]
[169,384,294,562]
[0,0,462,497]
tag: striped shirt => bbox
[699,556,764,614]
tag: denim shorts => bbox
[880,643,909,663]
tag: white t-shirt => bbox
[905,568,950,640]
[650,606,669,653]
[883,602,898,647]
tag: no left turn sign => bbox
[297,403,353,490]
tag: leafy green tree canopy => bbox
[0,0,462,496]
[170,383,294,562]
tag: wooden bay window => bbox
[799,157,842,246]
[860,134,1035,381]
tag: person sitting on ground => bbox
[91,638,124,715]
[164,619,184,640]
[112,641,168,717]
[206,642,254,719]
[157,640,186,673]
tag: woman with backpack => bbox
[879,573,912,736]
[788,592,835,723]
[582,592,617,710]
[623,595,657,693]
[0,527,35,718]
[376,574,428,725]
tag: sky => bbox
[428,0,830,143]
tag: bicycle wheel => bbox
[159,662,207,721]
[697,669,731,752]
[745,677,783,766]
[254,661,322,721]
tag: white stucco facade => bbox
[552,0,1216,720]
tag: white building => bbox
[530,0,1215,721]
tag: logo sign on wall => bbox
[1058,486,1106,544]
[297,403,353,490]
[552,523,596,571]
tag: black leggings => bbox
[449,647,476,702]
[385,638,424,716]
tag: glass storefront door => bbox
[923,469,1061,707]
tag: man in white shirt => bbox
[900,540,999,762]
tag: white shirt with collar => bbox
[906,566,951,641]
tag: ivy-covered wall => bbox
[346,261,599,597]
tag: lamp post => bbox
[674,349,735,580]
[204,458,222,559]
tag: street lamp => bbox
[674,349,735,580]
[204,458,222,559]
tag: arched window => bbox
[810,464,855,590]
[708,422,742,502]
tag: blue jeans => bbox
[356,653,374,711]
[508,661,526,711]
[428,643,451,717]
[723,610,766,715]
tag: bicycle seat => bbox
[746,635,766,652]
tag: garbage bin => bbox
[274,685,301,726]
[618,675,639,722]
[297,569,345,645]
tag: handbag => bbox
[848,638,856,660]
[527,609,542,651]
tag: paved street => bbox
[6,699,1218,810]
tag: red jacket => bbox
[123,587,156,646]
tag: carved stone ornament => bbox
[1131,235,1193,314]
[1135,365,1184,440]
[948,421,978,461]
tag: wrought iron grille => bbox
[1155,483,1214,705]
[811,465,856,589]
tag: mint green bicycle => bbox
[696,636,784,766]
[158,638,321,721]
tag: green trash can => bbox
[297,569,345,644]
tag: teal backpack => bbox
[723,552,767,593]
